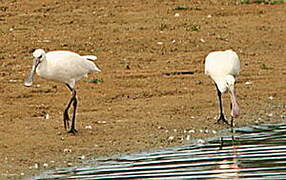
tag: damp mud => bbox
[0,0,285,179]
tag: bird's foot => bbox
[67,128,78,134]
[216,115,229,125]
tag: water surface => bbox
[33,122,286,179]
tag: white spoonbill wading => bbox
[204,49,240,127]
[24,49,101,134]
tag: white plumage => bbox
[24,49,101,133]
[25,49,100,88]
[205,49,240,126]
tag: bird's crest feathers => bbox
[33,49,45,58]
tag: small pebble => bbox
[20,173,25,176]
[85,125,92,129]
[43,163,48,168]
[207,14,212,18]
[267,113,273,117]
[172,39,176,43]
[64,148,72,153]
[268,96,274,100]
[44,114,50,120]
[168,136,175,141]
[36,84,41,88]
[79,155,85,160]
[197,139,205,144]
[67,162,73,167]
[189,130,195,133]
[42,39,51,43]
[212,130,217,134]
[245,81,253,85]
[157,42,163,45]
[97,121,106,124]
[174,13,180,17]
[200,38,206,43]
[186,135,191,141]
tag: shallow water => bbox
[33,123,286,179]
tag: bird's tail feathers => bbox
[82,55,97,61]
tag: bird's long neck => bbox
[213,78,227,93]
[36,58,48,76]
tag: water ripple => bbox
[33,122,286,180]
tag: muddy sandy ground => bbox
[0,0,285,179]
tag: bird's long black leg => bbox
[215,84,228,124]
[68,89,78,134]
[64,84,74,130]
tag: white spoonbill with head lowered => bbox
[205,49,240,127]
[24,49,101,134]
